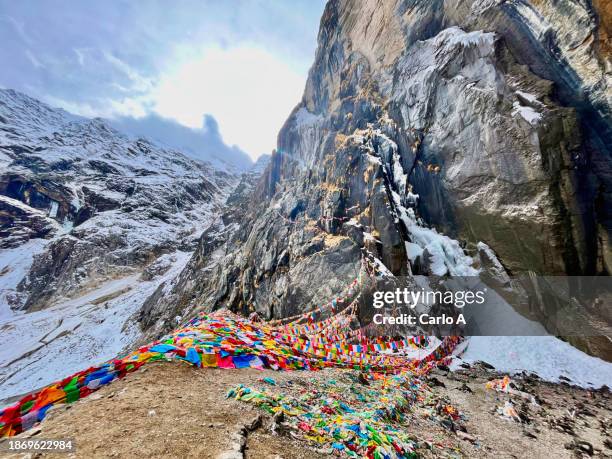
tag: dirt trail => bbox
[1,362,610,458]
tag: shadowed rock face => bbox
[139,0,611,339]
[0,195,58,249]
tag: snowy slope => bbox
[454,336,612,388]
[0,239,47,320]
[449,284,612,388]
[0,252,192,401]
[0,88,244,402]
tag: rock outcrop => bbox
[0,195,59,249]
[139,0,611,342]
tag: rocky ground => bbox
[2,362,609,458]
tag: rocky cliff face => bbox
[140,0,610,339]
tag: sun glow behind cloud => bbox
[151,45,305,157]
[0,0,326,161]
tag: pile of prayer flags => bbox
[227,370,465,458]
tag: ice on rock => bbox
[363,128,479,277]
[391,190,478,277]
[435,27,496,51]
[48,200,59,218]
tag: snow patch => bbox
[512,101,542,125]
[294,107,322,127]
[371,256,393,277]
[454,336,612,389]
[515,90,542,106]
[435,27,496,50]
[0,195,46,215]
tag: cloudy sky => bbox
[0,0,326,161]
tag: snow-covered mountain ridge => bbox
[0,89,264,401]
[0,88,238,311]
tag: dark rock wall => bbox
[139,0,611,337]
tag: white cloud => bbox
[43,94,148,120]
[22,44,308,160]
[150,45,305,157]
[1,2,325,162]
[73,48,86,66]
[103,51,155,93]
[25,50,44,69]
[1,15,31,44]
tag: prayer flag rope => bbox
[1,309,461,438]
